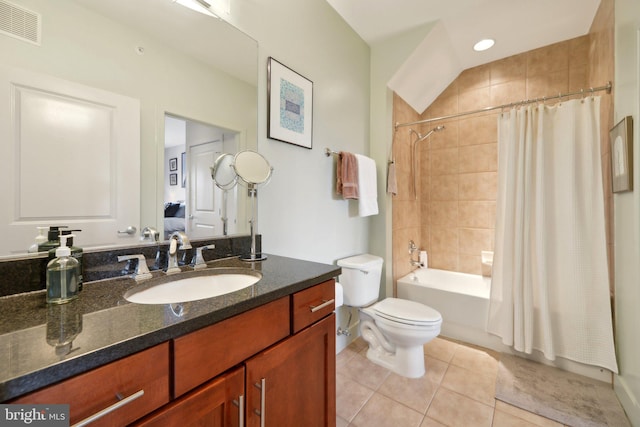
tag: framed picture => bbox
[181,152,186,188]
[267,57,313,149]
[170,173,178,186]
[169,157,178,171]
[610,116,633,193]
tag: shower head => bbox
[412,125,445,143]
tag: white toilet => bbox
[337,254,442,378]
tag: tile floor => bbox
[336,337,574,427]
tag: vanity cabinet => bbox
[11,343,170,427]
[133,366,245,427]
[246,314,335,427]
[9,279,336,426]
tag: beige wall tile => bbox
[458,114,498,146]
[459,86,491,112]
[458,63,491,92]
[429,201,458,227]
[430,175,459,201]
[430,148,459,176]
[426,121,458,150]
[459,228,494,255]
[431,227,458,253]
[491,80,526,106]
[526,70,569,99]
[459,254,482,275]
[459,143,497,173]
[491,53,526,85]
[459,172,497,201]
[429,251,458,271]
[526,41,569,77]
[459,201,496,228]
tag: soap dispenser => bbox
[46,234,80,304]
[27,227,49,253]
[48,230,83,291]
[38,226,68,252]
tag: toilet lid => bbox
[373,298,442,326]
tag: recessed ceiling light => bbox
[473,38,495,52]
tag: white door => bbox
[187,141,223,238]
[0,66,140,255]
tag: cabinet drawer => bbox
[12,343,170,427]
[173,297,290,397]
[292,279,335,333]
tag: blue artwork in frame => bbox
[267,57,313,148]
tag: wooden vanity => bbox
[2,255,338,426]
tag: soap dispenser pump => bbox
[46,234,80,304]
[28,227,49,253]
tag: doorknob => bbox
[118,226,137,235]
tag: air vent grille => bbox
[0,0,40,45]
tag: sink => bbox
[124,269,262,304]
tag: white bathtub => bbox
[397,268,612,381]
[397,268,498,349]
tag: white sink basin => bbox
[124,270,262,304]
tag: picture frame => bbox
[267,57,313,149]
[610,116,633,193]
[169,157,178,171]
[169,173,178,186]
[181,152,186,188]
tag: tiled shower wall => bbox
[392,0,614,290]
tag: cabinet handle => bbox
[309,299,335,313]
[253,378,266,427]
[71,389,144,427]
[232,395,245,427]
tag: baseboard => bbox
[615,375,640,425]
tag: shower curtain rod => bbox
[394,81,612,130]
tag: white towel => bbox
[355,154,378,217]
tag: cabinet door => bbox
[133,366,245,427]
[245,314,336,427]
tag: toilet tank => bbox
[336,254,383,307]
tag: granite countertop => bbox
[0,254,341,401]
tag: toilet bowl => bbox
[337,254,442,378]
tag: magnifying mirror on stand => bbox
[233,150,273,261]
[211,153,238,236]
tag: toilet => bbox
[337,254,442,378]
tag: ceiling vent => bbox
[0,0,40,45]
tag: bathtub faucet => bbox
[409,240,422,268]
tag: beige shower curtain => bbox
[487,97,618,373]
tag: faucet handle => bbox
[140,226,159,242]
[192,244,216,269]
[117,254,153,281]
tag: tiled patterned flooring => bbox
[336,337,571,427]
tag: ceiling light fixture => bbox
[473,38,495,52]
[173,0,219,18]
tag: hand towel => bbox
[355,154,378,216]
[337,151,359,199]
[387,161,397,195]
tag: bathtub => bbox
[397,268,499,350]
[397,268,612,381]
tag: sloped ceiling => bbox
[326,0,601,113]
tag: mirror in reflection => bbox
[0,0,258,257]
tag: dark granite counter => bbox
[0,254,340,401]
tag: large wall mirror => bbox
[0,0,258,257]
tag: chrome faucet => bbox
[117,254,153,281]
[409,240,422,267]
[166,231,192,275]
[191,244,216,269]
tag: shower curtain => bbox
[487,97,618,373]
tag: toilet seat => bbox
[371,298,442,327]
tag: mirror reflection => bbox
[0,0,258,257]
